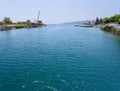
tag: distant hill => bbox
[62,20,94,25]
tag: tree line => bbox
[0,17,12,25]
[103,14,120,24]
[94,17,103,25]
[94,14,120,25]
[0,17,43,25]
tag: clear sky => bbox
[0,0,120,24]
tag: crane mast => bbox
[37,11,41,22]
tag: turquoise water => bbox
[0,24,120,91]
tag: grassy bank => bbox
[0,17,46,31]
[94,14,120,36]
[0,23,46,31]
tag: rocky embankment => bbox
[100,23,120,35]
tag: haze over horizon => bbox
[0,0,120,24]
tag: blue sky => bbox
[0,0,120,24]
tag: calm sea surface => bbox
[0,24,120,91]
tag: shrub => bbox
[3,17,12,24]
[15,24,27,29]
[0,21,3,25]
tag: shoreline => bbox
[0,23,47,31]
[75,23,120,36]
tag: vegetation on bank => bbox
[103,14,120,24]
[100,26,120,35]
[94,14,120,25]
[94,17,103,25]
[78,14,120,35]
[0,17,46,30]
[94,14,120,35]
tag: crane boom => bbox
[37,11,41,22]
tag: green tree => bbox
[26,20,31,24]
[0,21,3,25]
[114,14,120,22]
[99,18,103,24]
[103,14,120,23]
[103,17,110,23]
[118,19,120,24]
[95,17,100,25]
[3,17,12,24]
[26,20,31,26]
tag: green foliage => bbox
[100,26,113,32]
[95,17,103,25]
[118,19,120,24]
[26,20,31,26]
[103,17,111,23]
[103,14,120,24]
[3,17,12,24]
[26,20,31,24]
[0,16,44,31]
[99,18,103,24]
[15,24,27,29]
[0,21,3,25]
[95,17,99,25]
[100,25,120,35]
